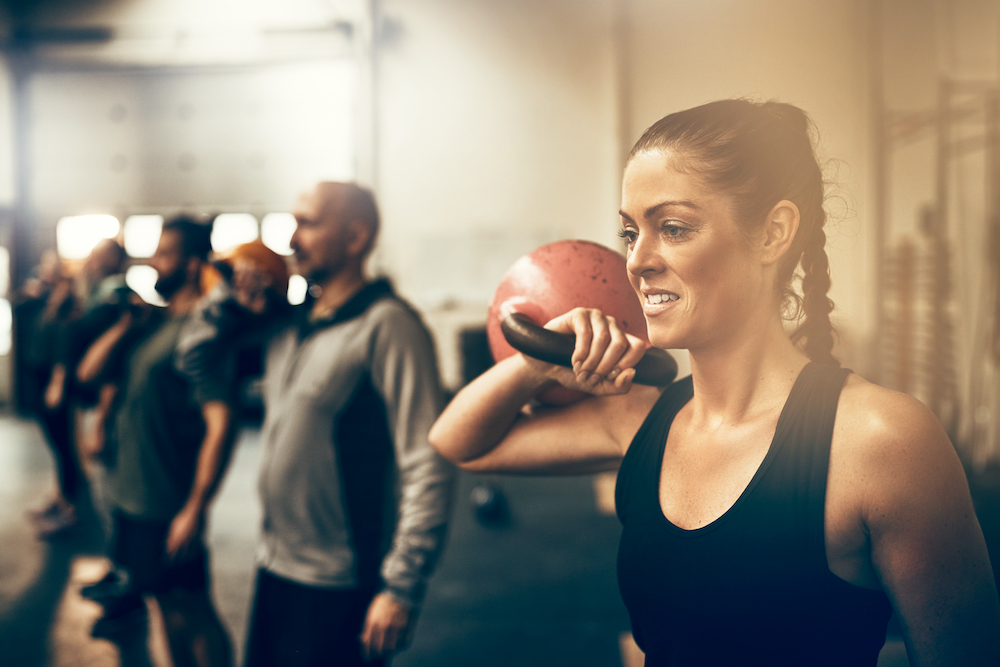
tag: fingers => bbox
[360,617,396,661]
[164,531,181,560]
[232,261,274,314]
[360,619,374,661]
[360,594,411,661]
[552,308,639,389]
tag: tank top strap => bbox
[762,362,853,565]
[615,375,693,523]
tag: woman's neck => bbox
[685,315,810,427]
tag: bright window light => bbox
[211,213,259,253]
[0,298,10,355]
[126,265,166,307]
[261,212,296,256]
[287,274,308,305]
[124,215,164,258]
[56,214,120,260]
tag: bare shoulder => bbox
[834,373,952,463]
[832,373,966,522]
[833,379,1000,662]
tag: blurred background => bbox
[0,0,998,665]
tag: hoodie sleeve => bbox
[368,301,457,608]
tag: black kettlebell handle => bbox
[500,312,678,387]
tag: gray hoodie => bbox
[177,279,455,607]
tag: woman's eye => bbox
[617,228,637,244]
[663,223,689,239]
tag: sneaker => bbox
[90,604,147,640]
[34,504,79,538]
[81,569,131,605]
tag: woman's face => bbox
[620,150,769,352]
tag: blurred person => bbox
[45,238,132,416]
[430,100,1000,665]
[177,182,455,667]
[76,216,236,667]
[14,249,84,536]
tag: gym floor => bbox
[2,412,983,666]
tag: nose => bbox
[626,231,663,278]
[289,225,302,253]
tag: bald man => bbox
[178,182,455,666]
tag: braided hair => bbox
[627,99,838,365]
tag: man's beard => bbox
[155,268,186,300]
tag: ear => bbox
[759,200,800,266]
[344,219,373,258]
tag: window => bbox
[123,215,164,258]
[287,274,308,305]
[261,212,295,256]
[125,265,166,306]
[211,213,259,253]
[56,215,120,260]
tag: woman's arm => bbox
[843,384,1000,664]
[430,307,663,474]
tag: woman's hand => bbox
[231,260,273,314]
[527,307,648,396]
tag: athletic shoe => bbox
[81,569,131,605]
[90,604,147,640]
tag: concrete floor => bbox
[0,411,952,666]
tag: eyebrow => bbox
[619,200,700,222]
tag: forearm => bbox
[183,401,236,512]
[86,383,117,455]
[373,313,458,605]
[76,316,131,384]
[429,354,553,465]
[380,451,455,606]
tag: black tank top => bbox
[616,362,892,666]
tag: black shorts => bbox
[110,509,209,596]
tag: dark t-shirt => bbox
[110,310,234,520]
[615,363,892,666]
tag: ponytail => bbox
[791,225,837,365]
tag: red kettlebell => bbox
[487,239,651,404]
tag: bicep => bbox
[200,400,233,428]
[864,405,1000,663]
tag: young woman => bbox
[429,99,1000,665]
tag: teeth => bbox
[647,293,679,304]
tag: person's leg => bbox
[243,569,372,667]
[40,398,82,503]
[154,540,233,667]
[156,588,233,667]
[91,511,149,639]
[31,391,83,535]
[335,588,385,667]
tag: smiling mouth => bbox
[646,293,680,304]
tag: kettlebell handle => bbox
[500,312,678,387]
